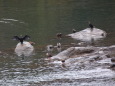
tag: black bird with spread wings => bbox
[13,35,30,44]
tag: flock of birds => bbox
[13,22,105,60]
[13,34,62,57]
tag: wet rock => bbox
[50,47,75,61]
[67,28,106,42]
[49,45,115,69]
[74,47,95,54]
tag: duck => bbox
[46,45,54,53]
[56,43,62,52]
[13,35,34,56]
[56,33,62,39]
[46,52,52,59]
[72,29,77,33]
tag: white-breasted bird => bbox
[56,43,62,52]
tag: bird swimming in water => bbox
[56,43,62,52]
[56,33,62,39]
[72,29,76,33]
[88,21,94,32]
[46,45,54,53]
[46,53,52,59]
[13,35,30,44]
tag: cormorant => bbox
[88,21,94,31]
[13,35,30,44]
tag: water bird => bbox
[72,29,77,33]
[56,43,62,52]
[13,35,30,44]
[88,21,94,32]
[56,33,62,39]
[46,45,54,52]
[46,53,52,59]
[78,42,85,46]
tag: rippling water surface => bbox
[0,0,115,86]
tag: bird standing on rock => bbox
[88,21,94,32]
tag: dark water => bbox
[0,0,115,86]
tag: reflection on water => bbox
[0,0,115,86]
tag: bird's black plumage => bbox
[89,23,94,29]
[13,35,30,44]
[88,22,94,31]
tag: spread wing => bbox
[23,35,30,40]
[13,36,20,41]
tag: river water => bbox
[0,0,115,86]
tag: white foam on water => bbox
[1,67,114,86]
